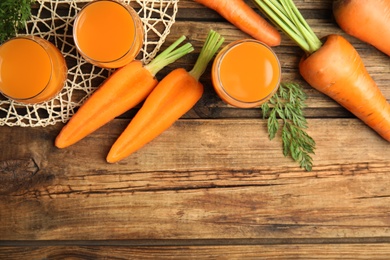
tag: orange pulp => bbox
[0,36,67,104]
[73,0,144,68]
[212,39,281,108]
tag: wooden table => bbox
[1,0,390,258]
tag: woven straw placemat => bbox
[0,0,178,127]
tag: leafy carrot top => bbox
[253,0,322,54]
[189,30,224,81]
[0,0,34,43]
[262,83,315,171]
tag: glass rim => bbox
[73,0,139,64]
[0,35,53,101]
[214,39,281,106]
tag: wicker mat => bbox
[0,0,178,127]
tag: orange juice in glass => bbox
[0,36,67,104]
[73,0,144,68]
[212,39,281,108]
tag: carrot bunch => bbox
[194,0,281,46]
[55,36,194,148]
[333,0,390,56]
[252,0,390,142]
[107,30,224,163]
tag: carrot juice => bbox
[0,36,67,104]
[73,0,144,68]
[212,39,281,108]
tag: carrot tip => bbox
[54,138,66,149]
[106,151,121,164]
[106,159,116,164]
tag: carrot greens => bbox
[251,0,317,170]
[144,35,194,76]
[0,0,34,43]
[189,30,224,81]
[252,0,322,54]
[262,83,315,172]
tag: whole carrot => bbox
[300,34,390,141]
[106,30,224,163]
[194,0,281,46]
[55,36,194,148]
[333,0,390,56]
[253,0,390,141]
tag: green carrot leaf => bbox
[0,0,34,43]
[251,0,322,54]
[262,82,315,171]
[189,30,224,81]
[145,35,194,77]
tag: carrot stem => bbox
[189,30,224,81]
[144,35,194,77]
[252,0,322,54]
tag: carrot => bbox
[300,34,390,141]
[55,36,194,148]
[253,0,390,141]
[194,0,281,46]
[333,0,390,56]
[106,30,224,163]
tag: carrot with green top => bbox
[253,0,390,142]
[55,36,194,148]
[194,0,281,46]
[107,30,224,163]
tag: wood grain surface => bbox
[1,0,390,258]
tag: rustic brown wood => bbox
[2,244,390,259]
[1,0,390,258]
[1,119,389,241]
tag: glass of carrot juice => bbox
[212,39,281,108]
[73,0,144,68]
[0,36,68,104]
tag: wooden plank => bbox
[1,0,390,254]
[1,119,389,240]
[1,244,390,259]
[1,118,389,177]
